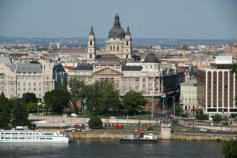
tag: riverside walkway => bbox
[29,115,160,128]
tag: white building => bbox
[0,56,55,99]
[180,80,198,113]
[197,56,237,116]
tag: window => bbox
[90,54,92,59]
[126,41,128,46]
[90,41,92,46]
[117,46,119,51]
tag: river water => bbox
[0,140,224,158]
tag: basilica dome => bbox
[108,14,125,39]
[143,53,160,63]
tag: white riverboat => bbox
[0,130,70,143]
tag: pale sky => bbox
[0,0,236,39]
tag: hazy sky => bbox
[0,0,237,39]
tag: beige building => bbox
[180,80,198,113]
[0,56,55,99]
[68,14,185,107]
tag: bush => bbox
[196,113,209,120]
[88,116,103,129]
[222,139,237,158]
[212,114,222,123]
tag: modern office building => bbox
[197,56,237,115]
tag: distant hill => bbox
[0,36,235,47]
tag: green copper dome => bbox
[108,14,125,39]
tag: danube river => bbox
[0,140,224,158]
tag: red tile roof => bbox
[64,66,74,70]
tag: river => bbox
[0,140,224,158]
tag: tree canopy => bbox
[68,78,87,112]
[44,88,70,113]
[0,93,11,129]
[212,114,222,123]
[26,102,38,112]
[11,98,29,127]
[88,115,103,129]
[222,139,237,158]
[122,90,147,114]
[196,112,209,120]
[86,80,121,115]
[22,92,37,104]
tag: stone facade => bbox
[0,56,55,99]
[67,14,185,106]
[180,80,198,113]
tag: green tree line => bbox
[0,93,31,129]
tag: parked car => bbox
[210,130,218,133]
[71,113,78,118]
[85,127,92,132]
[114,124,123,129]
[75,128,81,132]
[199,128,207,132]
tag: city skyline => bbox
[0,0,237,40]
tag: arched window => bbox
[117,46,119,51]
[90,41,92,46]
[126,41,129,46]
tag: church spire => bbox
[126,26,131,35]
[89,26,94,36]
[114,13,121,26]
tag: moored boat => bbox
[0,130,70,143]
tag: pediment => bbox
[93,67,122,75]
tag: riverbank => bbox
[66,129,237,141]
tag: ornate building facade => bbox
[0,56,55,99]
[68,14,185,107]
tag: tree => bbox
[68,78,87,112]
[0,93,11,129]
[22,92,37,104]
[230,63,237,74]
[88,115,103,129]
[222,139,237,158]
[26,102,38,112]
[212,114,222,123]
[11,99,29,127]
[175,103,182,116]
[44,88,70,113]
[86,80,121,115]
[122,90,147,114]
[196,112,209,120]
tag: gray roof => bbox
[96,55,120,65]
[181,80,197,86]
[74,64,93,70]
[16,64,42,73]
[108,14,125,39]
[122,66,142,71]
[143,53,160,63]
[0,56,12,65]
[7,64,17,72]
